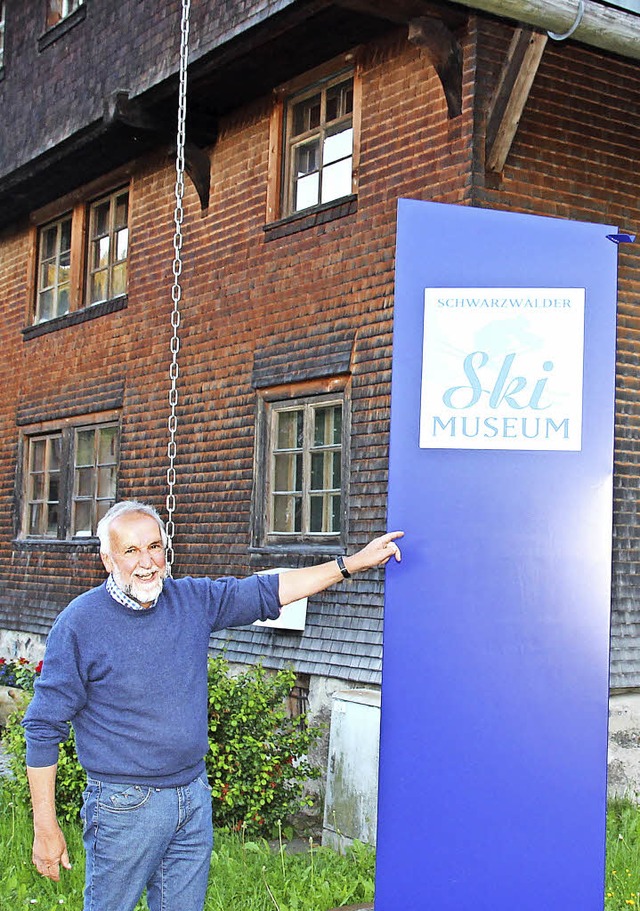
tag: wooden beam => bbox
[333,0,467,29]
[408,16,463,118]
[335,0,444,25]
[447,0,640,61]
[485,28,548,173]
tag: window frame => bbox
[27,180,131,330]
[86,188,130,307]
[34,212,73,323]
[252,383,350,553]
[282,72,355,217]
[266,54,362,226]
[24,432,64,539]
[0,1,6,70]
[71,423,120,538]
[45,0,84,31]
[19,415,120,543]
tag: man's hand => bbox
[32,823,71,880]
[27,764,71,880]
[347,531,404,574]
[278,531,405,606]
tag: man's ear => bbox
[100,551,113,574]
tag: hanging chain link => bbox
[165,0,191,575]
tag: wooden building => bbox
[0,0,639,778]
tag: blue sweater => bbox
[22,574,281,788]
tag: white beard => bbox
[115,569,166,605]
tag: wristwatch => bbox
[336,555,351,579]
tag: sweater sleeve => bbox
[207,573,282,631]
[22,613,88,768]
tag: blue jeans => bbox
[81,775,214,911]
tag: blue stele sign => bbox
[420,287,585,450]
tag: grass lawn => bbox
[0,793,375,911]
[3,792,640,910]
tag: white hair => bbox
[97,500,167,553]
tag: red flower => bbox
[0,657,5,665]
[18,657,29,665]
[35,660,44,674]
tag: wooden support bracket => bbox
[104,91,161,132]
[104,91,213,211]
[333,1,465,118]
[408,16,463,118]
[184,142,211,211]
[485,28,548,174]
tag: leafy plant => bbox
[0,656,42,692]
[3,703,84,825]
[1,654,322,837]
[0,657,84,824]
[206,655,322,837]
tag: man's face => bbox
[100,512,167,607]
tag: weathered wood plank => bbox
[450,0,640,60]
[486,28,548,172]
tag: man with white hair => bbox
[22,499,403,911]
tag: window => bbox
[283,74,354,216]
[31,185,129,327]
[267,397,344,540]
[25,434,62,537]
[0,2,5,69]
[265,57,361,229]
[22,421,119,540]
[35,214,72,322]
[46,0,84,30]
[72,425,119,536]
[87,189,129,305]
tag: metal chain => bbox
[166,0,191,575]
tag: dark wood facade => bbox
[0,0,639,688]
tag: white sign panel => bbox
[420,288,585,451]
[254,568,307,631]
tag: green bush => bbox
[1,657,85,825]
[1,655,322,837]
[3,709,84,825]
[206,655,322,836]
[0,656,42,690]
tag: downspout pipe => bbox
[450,0,640,60]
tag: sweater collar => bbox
[106,574,160,611]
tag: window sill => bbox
[23,296,128,340]
[38,5,87,52]
[13,536,99,551]
[264,195,357,242]
[249,544,344,567]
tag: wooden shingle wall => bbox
[1,9,640,687]
[0,27,474,684]
[0,0,300,181]
[469,18,640,689]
